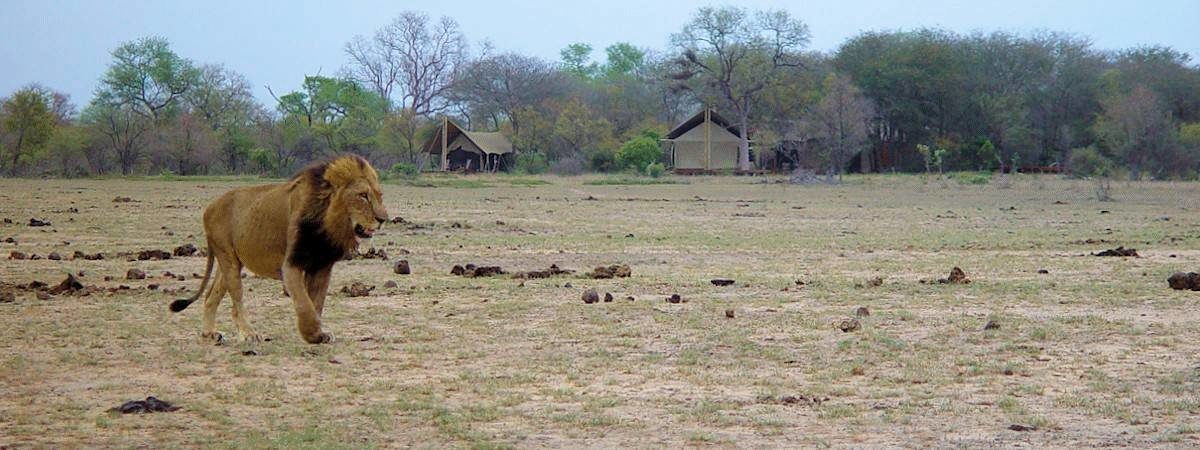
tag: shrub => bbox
[952,171,991,185]
[588,149,617,172]
[1068,146,1115,178]
[645,162,666,178]
[514,152,549,175]
[391,162,419,178]
[615,136,662,173]
[550,155,586,175]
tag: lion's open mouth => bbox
[354,224,375,239]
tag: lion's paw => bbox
[201,331,226,345]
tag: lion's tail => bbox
[169,247,215,313]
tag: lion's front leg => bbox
[283,265,331,344]
[306,265,332,316]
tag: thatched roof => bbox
[424,120,513,155]
[665,108,742,140]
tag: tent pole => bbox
[705,107,711,171]
[441,117,448,171]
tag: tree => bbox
[602,43,646,79]
[156,112,217,175]
[806,73,874,181]
[560,43,598,79]
[615,136,662,172]
[99,36,199,121]
[186,64,257,172]
[671,6,811,171]
[452,53,568,138]
[345,11,469,115]
[273,76,387,157]
[1094,85,1179,179]
[82,101,151,175]
[551,98,613,161]
[1,87,57,174]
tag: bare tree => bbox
[806,73,875,181]
[345,11,469,115]
[451,53,568,137]
[671,6,810,171]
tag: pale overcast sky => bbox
[2,0,1197,108]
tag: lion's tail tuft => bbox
[171,247,215,313]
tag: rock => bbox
[983,320,1000,331]
[360,247,388,260]
[28,218,51,227]
[666,294,682,304]
[137,249,171,260]
[340,282,375,297]
[48,274,85,294]
[389,216,407,224]
[582,289,599,304]
[855,306,870,317]
[108,397,180,414]
[393,259,411,275]
[36,291,52,300]
[1037,269,1049,274]
[112,196,133,203]
[2,218,10,224]
[867,276,884,287]
[1093,246,1138,257]
[590,264,631,279]
[0,291,14,303]
[626,296,635,301]
[603,292,613,302]
[383,280,398,289]
[1167,272,1200,291]
[450,265,465,276]
[9,251,27,260]
[835,318,861,332]
[513,264,574,279]
[725,309,735,318]
[938,267,970,284]
[711,278,735,287]
[563,282,573,288]
[29,254,41,260]
[126,268,146,280]
[172,244,199,257]
[48,252,62,261]
[148,284,159,291]
[1007,424,1037,432]
[3,237,13,243]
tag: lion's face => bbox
[341,179,388,242]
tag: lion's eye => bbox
[359,193,369,202]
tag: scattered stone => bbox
[48,274,85,295]
[1093,246,1138,257]
[28,218,51,227]
[36,291,52,300]
[855,306,870,317]
[3,237,13,243]
[0,291,14,303]
[389,216,407,224]
[1167,272,1200,291]
[29,254,41,260]
[835,318,861,332]
[47,252,62,261]
[626,296,635,301]
[147,284,159,291]
[2,218,10,224]
[589,264,631,279]
[711,278,735,287]
[359,247,388,260]
[126,268,146,280]
[563,282,573,288]
[851,366,865,376]
[725,309,735,318]
[340,282,375,297]
[383,280,398,289]
[513,264,574,279]
[137,249,171,261]
[242,350,259,356]
[1008,424,1037,432]
[108,397,180,414]
[937,267,970,284]
[393,259,411,275]
[867,276,884,287]
[604,292,613,302]
[1037,269,1049,274]
[112,196,133,203]
[983,320,1001,331]
[666,294,683,304]
[451,264,465,276]
[9,251,27,260]
[172,244,199,257]
[582,289,599,304]
[74,250,104,260]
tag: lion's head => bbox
[298,155,389,250]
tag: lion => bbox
[170,154,389,344]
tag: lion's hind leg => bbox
[201,271,227,343]
[220,260,262,343]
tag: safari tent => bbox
[660,108,744,173]
[423,118,514,172]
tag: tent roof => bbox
[665,108,742,140]
[425,120,513,155]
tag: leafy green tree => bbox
[1,87,57,174]
[602,43,645,78]
[615,136,662,172]
[560,43,598,79]
[1093,85,1179,179]
[99,36,199,121]
[274,76,387,157]
[551,99,613,161]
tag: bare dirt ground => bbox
[1,174,1199,448]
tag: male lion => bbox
[170,155,388,344]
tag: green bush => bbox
[514,152,549,175]
[615,136,662,173]
[951,171,991,185]
[645,162,666,178]
[391,162,419,178]
[1068,146,1115,178]
[588,149,617,172]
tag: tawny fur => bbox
[171,155,388,344]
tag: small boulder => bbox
[47,252,62,261]
[383,280,398,289]
[48,273,85,294]
[582,289,599,304]
[666,294,683,304]
[394,259,411,275]
[1167,272,1200,291]
[0,291,15,303]
[938,267,970,284]
[983,320,1001,331]
[9,251,27,260]
[28,218,51,227]
[126,268,147,280]
[725,309,736,318]
[137,249,171,261]
[835,318,861,332]
[340,282,375,297]
[855,306,870,317]
[1093,246,1138,257]
[172,244,199,257]
[710,278,735,287]
[603,292,613,302]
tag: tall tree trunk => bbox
[737,112,751,171]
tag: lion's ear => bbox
[322,156,367,188]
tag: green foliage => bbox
[98,36,199,120]
[951,171,991,185]
[248,147,278,175]
[588,149,617,173]
[1,87,56,173]
[645,162,666,178]
[602,43,645,78]
[391,162,419,178]
[514,152,549,175]
[615,136,662,172]
[560,43,598,79]
[1068,146,1116,178]
[583,175,684,185]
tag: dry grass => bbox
[0,173,1198,447]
